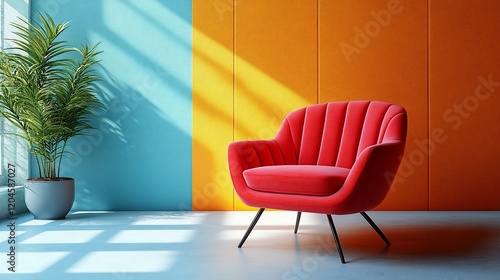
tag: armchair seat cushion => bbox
[243,165,350,196]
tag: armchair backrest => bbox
[274,101,407,168]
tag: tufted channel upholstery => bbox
[228,101,407,263]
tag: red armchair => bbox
[228,101,407,263]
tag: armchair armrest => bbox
[331,141,405,214]
[228,140,286,201]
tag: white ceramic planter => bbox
[25,178,75,220]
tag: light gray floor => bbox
[1,211,499,279]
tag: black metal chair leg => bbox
[294,212,302,234]
[326,214,346,264]
[238,208,265,248]
[360,212,391,246]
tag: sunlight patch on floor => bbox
[108,230,194,244]
[22,230,103,244]
[131,212,207,226]
[66,251,176,273]
[4,252,71,274]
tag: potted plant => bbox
[0,13,103,219]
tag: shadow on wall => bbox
[32,0,194,211]
[62,70,190,211]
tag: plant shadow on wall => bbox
[61,68,192,211]
[40,0,194,211]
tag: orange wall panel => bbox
[233,0,318,210]
[429,0,500,210]
[319,0,429,210]
[192,0,235,210]
[193,0,500,211]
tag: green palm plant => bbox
[0,13,103,180]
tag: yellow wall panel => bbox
[233,0,318,210]
[192,0,235,210]
[319,0,429,210]
[429,0,500,210]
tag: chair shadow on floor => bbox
[293,224,500,263]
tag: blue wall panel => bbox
[32,0,192,210]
